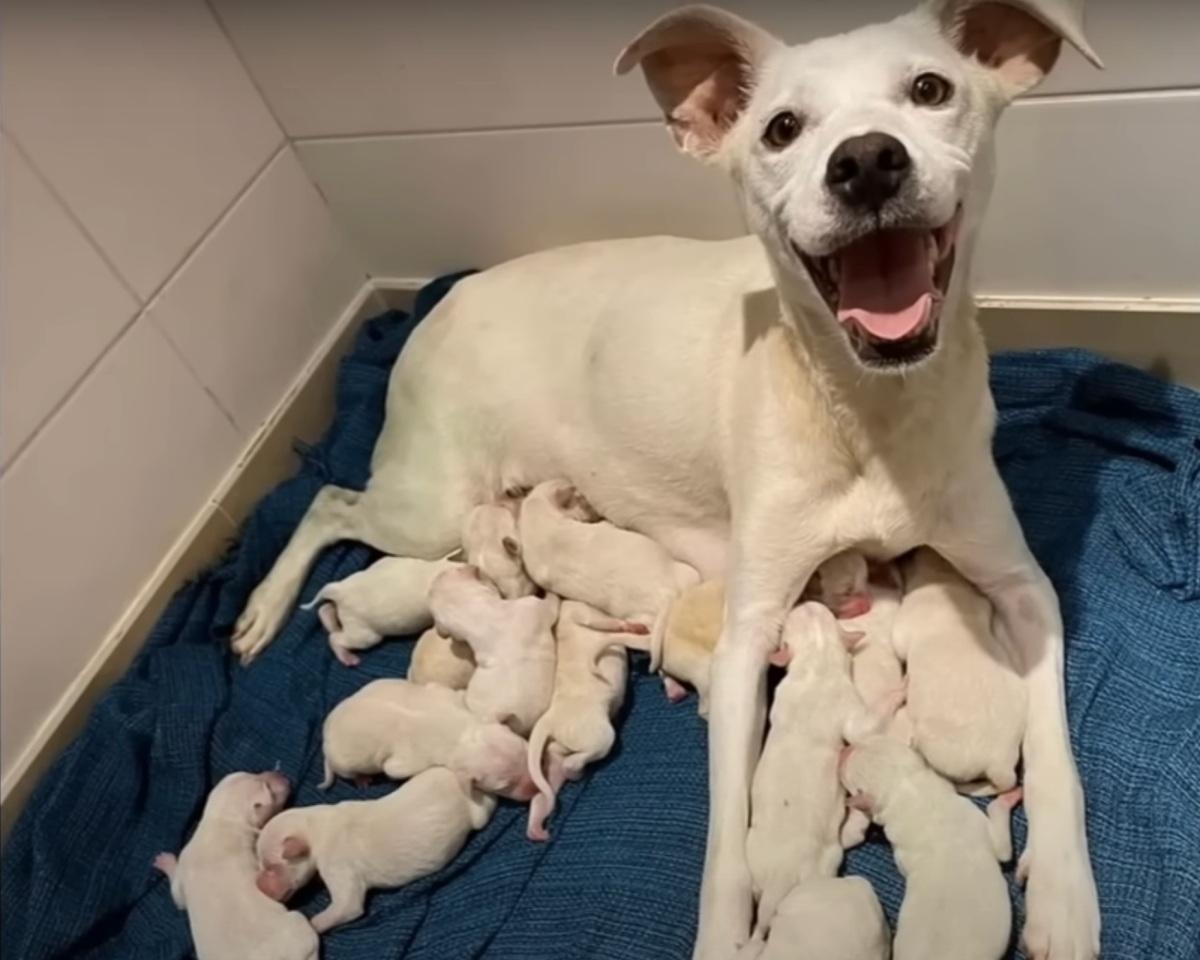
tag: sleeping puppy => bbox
[737,876,890,960]
[462,499,537,599]
[153,771,317,960]
[408,626,476,690]
[842,562,905,722]
[319,677,535,800]
[892,547,1026,793]
[302,556,459,666]
[746,603,900,937]
[428,565,560,735]
[526,600,637,841]
[256,767,494,933]
[518,479,700,670]
[839,736,1020,960]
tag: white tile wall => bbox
[153,148,367,433]
[1,136,139,466]
[211,0,1199,138]
[0,0,369,786]
[0,318,242,769]
[1,0,282,298]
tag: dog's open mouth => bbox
[794,207,961,368]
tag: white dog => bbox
[255,767,494,933]
[153,771,317,960]
[843,563,905,713]
[518,479,701,669]
[526,600,634,841]
[893,547,1027,792]
[839,735,1020,960]
[746,603,897,936]
[428,565,560,735]
[231,3,1101,957]
[319,678,535,800]
[462,499,537,598]
[408,626,476,689]
[737,876,890,960]
[302,556,458,666]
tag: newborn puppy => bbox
[839,736,1015,960]
[462,499,537,598]
[747,603,900,937]
[802,549,873,619]
[526,600,635,841]
[892,547,1026,792]
[651,578,724,714]
[737,876,890,960]
[256,767,494,933]
[518,479,700,669]
[408,626,476,690]
[320,677,534,800]
[302,556,458,666]
[428,565,560,735]
[842,563,905,714]
[153,771,317,960]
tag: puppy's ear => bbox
[553,485,576,511]
[928,0,1101,99]
[847,791,876,813]
[280,835,309,861]
[615,5,782,161]
[501,536,521,559]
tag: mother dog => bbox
[232,2,1101,957]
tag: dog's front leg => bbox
[694,509,824,960]
[935,463,1099,960]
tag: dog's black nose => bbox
[825,133,910,210]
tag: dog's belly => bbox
[375,235,769,570]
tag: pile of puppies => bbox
[154,478,1027,960]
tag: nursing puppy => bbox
[462,499,537,598]
[153,771,317,960]
[518,479,701,669]
[428,565,560,735]
[256,767,494,933]
[844,563,905,715]
[892,547,1026,792]
[233,4,1103,956]
[526,600,634,841]
[302,556,458,666]
[803,549,873,619]
[319,677,534,800]
[746,603,899,937]
[408,626,476,690]
[737,876,890,960]
[840,736,1016,960]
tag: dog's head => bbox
[203,770,291,829]
[617,1,1098,372]
[255,811,317,903]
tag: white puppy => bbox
[842,563,905,715]
[408,626,476,689]
[802,549,873,619]
[737,876,890,960]
[462,499,537,598]
[255,766,495,933]
[839,735,1019,960]
[526,600,635,841]
[892,547,1026,792]
[746,603,899,936]
[302,556,458,666]
[518,479,700,669]
[153,771,317,960]
[428,565,560,735]
[319,677,535,800]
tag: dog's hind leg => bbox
[233,475,470,664]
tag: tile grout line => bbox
[202,0,292,146]
[1,141,288,476]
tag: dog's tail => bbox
[319,752,334,790]
[526,715,555,803]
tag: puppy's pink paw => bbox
[153,852,177,875]
[333,645,361,667]
[662,676,689,702]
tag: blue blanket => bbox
[5,275,1199,960]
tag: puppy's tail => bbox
[986,786,1023,863]
[299,584,333,612]
[319,753,334,790]
[647,600,671,674]
[526,716,554,803]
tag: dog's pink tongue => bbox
[836,229,934,341]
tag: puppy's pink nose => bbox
[836,594,872,619]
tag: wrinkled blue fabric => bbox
[4,274,1198,960]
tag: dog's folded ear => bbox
[615,5,781,161]
[928,0,1101,99]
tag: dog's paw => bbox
[152,852,177,875]
[1020,840,1100,960]
[231,588,288,665]
[693,868,753,960]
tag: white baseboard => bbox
[3,280,1195,841]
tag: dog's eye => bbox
[911,73,953,107]
[762,111,802,150]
